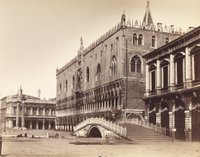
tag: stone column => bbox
[185,47,191,88]
[30,121,32,129]
[48,121,51,129]
[169,54,175,91]
[145,64,150,96]
[184,110,191,141]
[49,108,52,116]
[30,107,33,115]
[36,107,39,115]
[36,120,39,129]
[145,104,149,121]
[21,101,25,128]
[156,60,161,94]
[43,108,45,116]
[16,103,20,128]
[169,103,175,130]
[42,119,45,130]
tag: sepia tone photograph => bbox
[0,0,200,156]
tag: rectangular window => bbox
[194,52,200,81]
[151,71,156,91]
[163,66,168,88]
[176,59,183,85]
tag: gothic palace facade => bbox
[0,87,56,130]
[56,2,181,131]
[143,26,200,141]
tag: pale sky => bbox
[0,0,199,99]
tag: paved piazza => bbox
[1,135,200,157]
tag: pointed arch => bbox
[133,33,137,45]
[111,55,117,75]
[152,36,156,48]
[138,34,143,45]
[131,55,142,73]
[86,66,89,82]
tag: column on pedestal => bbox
[16,103,20,128]
[156,60,161,93]
[169,54,175,91]
[145,64,150,96]
[42,119,45,130]
[30,107,33,116]
[30,120,32,129]
[43,108,45,116]
[185,47,191,88]
[21,102,25,128]
[48,120,51,129]
[36,120,39,129]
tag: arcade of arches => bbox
[56,79,126,131]
[145,91,200,141]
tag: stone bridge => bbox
[73,118,127,138]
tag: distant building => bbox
[56,1,181,131]
[0,87,56,130]
[143,26,200,141]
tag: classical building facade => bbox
[56,2,181,131]
[0,87,56,130]
[143,26,200,141]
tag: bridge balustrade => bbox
[119,118,168,136]
[74,117,127,137]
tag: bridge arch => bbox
[87,125,102,138]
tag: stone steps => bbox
[123,123,174,143]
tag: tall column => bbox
[16,103,20,128]
[30,107,33,115]
[169,54,175,91]
[43,108,45,116]
[185,110,191,141]
[49,108,52,116]
[156,110,161,125]
[145,103,149,121]
[156,60,161,94]
[36,120,39,129]
[145,64,150,96]
[48,121,51,129]
[42,119,45,130]
[36,107,39,115]
[185,47,191,88]
[30,121,32,129]
[21,101,25,128]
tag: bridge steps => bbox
[123,123,175,143]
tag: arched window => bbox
[138,34,143,45]
[72,75,75,89]
[152,36,156,48]
[65,80,68,92]
[165,38,169,44]
[133,33,137,45]
[131,55,141,73]
[96,64,101,81]
[97,63,101,73]
[111,56,117,75]
[86,67,89,82]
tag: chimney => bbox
[170,25,175,33]
[157,23,163,31]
